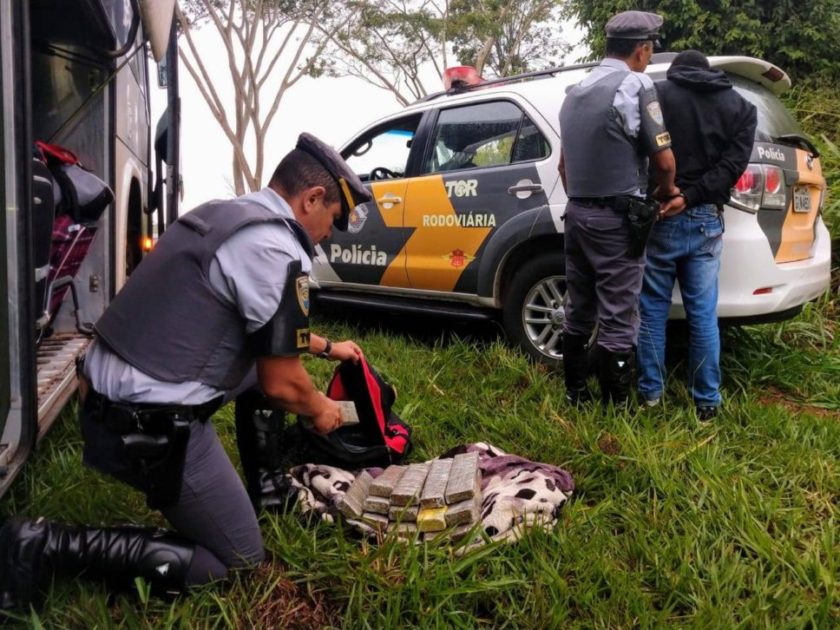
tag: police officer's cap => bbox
[605,10,663,41]
[295,132,372,231]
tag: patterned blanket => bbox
[285,443,574,545]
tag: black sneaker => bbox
[696,406,718,422]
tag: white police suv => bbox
[311,56,832,366]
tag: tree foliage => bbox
[448,0,568,78]
[177,0,348,194]
[564,0,840,81]
[314,0,568,106]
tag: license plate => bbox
[793,186,811,213]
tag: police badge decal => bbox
[347,204,369,234]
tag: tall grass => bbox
[2,312,838,628]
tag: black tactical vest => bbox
[95,199,312,391]
[560,70,648,198]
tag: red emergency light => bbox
[443,66,483,90]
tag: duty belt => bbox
[569,196,639,212]
[83,387,223,435]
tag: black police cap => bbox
[295,132,372,231]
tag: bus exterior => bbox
[0,0,179,496]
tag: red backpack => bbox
[304,358,412,467]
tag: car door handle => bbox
[377,195,402,208]
[508,184,543,195]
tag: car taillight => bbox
[761,164,785,208]
[731,164,763,212]
[730,163,786,212]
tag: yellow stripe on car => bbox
[775,148,824,263]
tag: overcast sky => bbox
[150,20,587,213]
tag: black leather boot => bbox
[0,516,194,609]
[235,391,298,512]
[599,349,634,407]
[563,333,592,405]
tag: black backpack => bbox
[301,358,412,467]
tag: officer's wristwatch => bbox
[318,339,333,359]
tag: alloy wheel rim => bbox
[521,275,566,360]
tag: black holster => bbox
[120,412,191,510]
[84,390,220,510]
[623,197,659,257]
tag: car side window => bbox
[425,101,548,174]
[343,115,422,182]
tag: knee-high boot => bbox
[0,516,194,609]
[599,350,634,407]
[234,390,297,512]
[563,333,592,405]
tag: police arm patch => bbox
[248,260,311,357]
[646,101,664,126]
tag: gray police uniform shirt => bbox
[580,58,655,196]
[85,188,312,405]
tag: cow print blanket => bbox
[285,442,574,544]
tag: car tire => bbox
[502,253,568,368]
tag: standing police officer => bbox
[0,133,370,608]
[559,10,678,407]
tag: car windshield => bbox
[728,74,803,141]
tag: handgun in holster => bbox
[121,411,191,509]
[625,197,659,258]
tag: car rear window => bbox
[728,74,803,141]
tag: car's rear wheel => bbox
[502,253,567,368]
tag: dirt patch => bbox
[758,386,839,419]
[597,433,621,456]
[250,564,337,628]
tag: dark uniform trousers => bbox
[80,403,265,574]
[563,200,645,352]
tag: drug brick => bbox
[363,495,390,515]
[417,506,447,532]
[361,512,389,531]
[338,470,373,519]
[391,463,429,507]
[420,458,453,508]
[388,504,419,522]
[387,522,418,534]
[445,451,480,504]
[369,465,406,498]
[445,494,480,527]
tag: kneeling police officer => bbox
[0,133,369,608]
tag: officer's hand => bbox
[659,194,686,218]
[311,395,342,434]
[330,340,364,363]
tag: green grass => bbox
[2,308,838,628]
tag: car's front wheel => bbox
[502,253,567,368]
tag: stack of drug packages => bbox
[338,451,482,541]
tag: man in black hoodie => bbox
[637,50,757,420]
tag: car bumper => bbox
[668,210,831,320]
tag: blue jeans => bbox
[637,204,723,407]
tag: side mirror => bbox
[137,0,176,62]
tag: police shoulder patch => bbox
[295,275,310,316]
[655,132,671,147]
[646,101,664,126]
